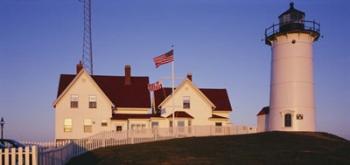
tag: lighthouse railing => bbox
[265,20,320,38]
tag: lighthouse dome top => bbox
[264,2,320,45]
[278,2,306,33]
[279,2,305,20]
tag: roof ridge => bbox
[60,74,149,78]
[161,87,227,90]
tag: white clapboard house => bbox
[53,64,232,141]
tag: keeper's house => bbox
[53,64,232,141]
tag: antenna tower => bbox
[81,0,93,74]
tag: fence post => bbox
[131,130,134,144]
[11,148,16,165]
[0,150,2,164]
[25,146,31,165]
[154,128,158,141]
[32,146,38,165]
[4,148,9,165]
[102,133,106,148]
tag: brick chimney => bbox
[76,61,83,74]
[125,65,131,85]
[187,73,192,81]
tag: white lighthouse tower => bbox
[265,3,320,131]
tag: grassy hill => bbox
[67,132,350,165]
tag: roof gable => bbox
[55,70,151,108]
[53,69,114,107]
[257,106,270,116]
[155,80,232,111]
[157,79,216,109]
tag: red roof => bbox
[167,111,194,119]
[57,74,151,108]
[257,106,270,116]
[111,114,160,120]
[210,114,228,119]
[154,88,232,111]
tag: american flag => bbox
[153,49,174,68]
[148,81,162,91]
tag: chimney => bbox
[76,61,83,74]
[187,73,192,81]
[125,65,131,85]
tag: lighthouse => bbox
[265,3,320,131]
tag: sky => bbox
[0,0,349,141]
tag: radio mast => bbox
[81,0,93,74]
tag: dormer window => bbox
[89,95,97,108]
[183,96,190,109]
[70,95,79,108]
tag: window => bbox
[188,120,192,126]
[151,122,159,128]
[296,114,303,120]
[70,95,79,108]
[89,95,97,108]
[284,114,292,127]
[215,122,222,126]
[64,118,72,132]
[131,124,146,130]
[215,122,223,133]
[169,121,173,127]
[177,121,185,127]
[183,96,190,109]
[116,126,122,131]
[101,120,108,127]
[84,119,92,133]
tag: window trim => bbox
[177,121,185,127]
[151,121,159,128]
[89,95,97,108]
[116,126,122,131]
[284,113,292,127]
[215,122,223,127]
[64,118,72,132]
[183,96,190,109]
[83,119,93,133]
[101,120,108,127]
[70,95,79,108]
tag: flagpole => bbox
[171,47,175,136]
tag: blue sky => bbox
[0,0,349,141]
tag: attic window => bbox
[70,95,79,108]
[89,95,97,108]
[183,96,190,109]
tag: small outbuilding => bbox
[257,106,269,132]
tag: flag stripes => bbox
[148,81,162,91]
[153,49,174,68]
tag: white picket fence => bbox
[0,146,38,165]
[1,125,255,165]
[22,141,71,151]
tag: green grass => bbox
[67,132,350,165]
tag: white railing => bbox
[0,146,38,165]
[12,125,254,165]
[22,140,71,150]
